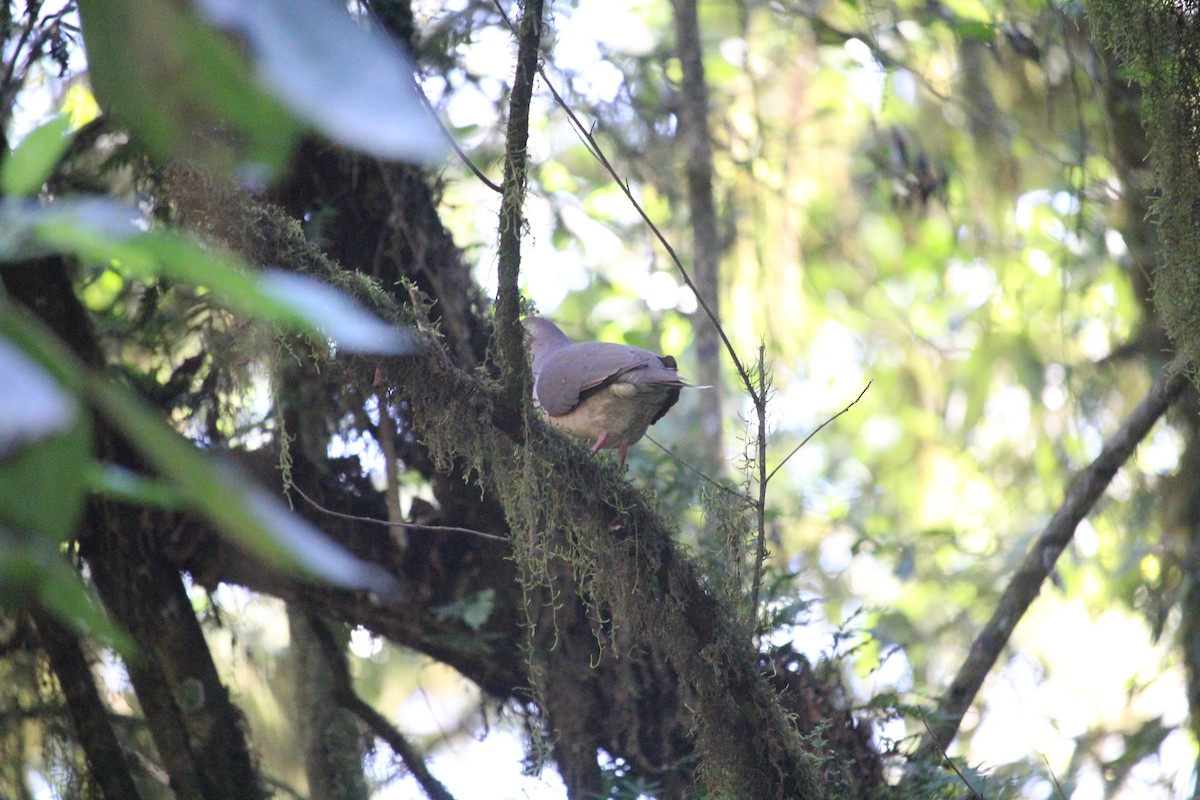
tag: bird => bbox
[522,316,689,466]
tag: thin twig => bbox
[1042,755,1068,800]
[916,367,1191,758]
[411,76,502,193]
[646,433,748,503]
[288,483,508,542]
[765,381,872,486]
[918,715,984,799]
[750,344,769,624]
[357,0,504,191]
[547,78,756,404]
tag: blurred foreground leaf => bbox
[0,530,134,654]
[1,198,416,355]
[258,269,419,355]
[90,373,403,598]
[0,336,90,540]
[196,0,445,164]
[0,302,402,599]
[77,0,301,181]
[77,0,443,182]
[1,115,76,197]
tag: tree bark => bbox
[4,259,267,800]
[288,609,371,800]
[671,0,725,472]
[158,152,884,798]
[30,607,143,800]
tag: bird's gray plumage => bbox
[522,316,687,463]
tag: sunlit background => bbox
[10,0,1197,796]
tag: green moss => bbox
[159,168,859,798]
[1088,1,1200,377]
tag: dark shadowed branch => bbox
[31,608,144,800]
[309,614,458,800]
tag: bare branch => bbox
[410,76,502,193]
[917,367,1191,757]
[288,483,508,542]
[765,381,873,486]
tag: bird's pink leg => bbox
[590,432,610,454]
[617,444,628,467]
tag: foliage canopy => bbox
[1,0,1199,798]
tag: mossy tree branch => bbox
[159,173,857,797]
[494,0,544,413]
[1086,1,1200,372]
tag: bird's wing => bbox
[535,342,685,416]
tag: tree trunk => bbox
[672,0,725,473]
[288,609,370,800]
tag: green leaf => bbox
[0,302,401,598]
[0,531,135,654]
[77,0,443,180]
[196,0,444,163]
[76,0,302,180]
[0,417,91,541]
[1,115,75,198]
[432,589,496,632]
[28,205,416,354]
[0,335,90,541]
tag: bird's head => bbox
[521,316,573,379]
